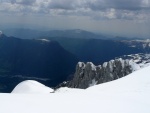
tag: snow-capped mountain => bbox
[121,39,150,49]
[0,65,150,113]
[116,53,150,68]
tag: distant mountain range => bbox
[3,28,146,40]
[3,28,106,39]
[0,34,78,92]
[0,29,150,92]
[44,37,150,65]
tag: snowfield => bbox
[1,66,150,113]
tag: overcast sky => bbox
[0,0,150,38]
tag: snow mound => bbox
[11,80,53,94]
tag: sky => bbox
[0,0,150,38]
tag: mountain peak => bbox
[74,29,82,33]
[0,31,3,36]
[0,31,7,38]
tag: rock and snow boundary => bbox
[67,58,141,89]
[0,65,149,113]
[61,53,150,89]
[0,53,150,113]
[11,53,150,93]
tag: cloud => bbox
[1,0,150,10]
[10,0,36,5]
[0,0,149,21]
[48,0,77,10]
[86,0,150,10]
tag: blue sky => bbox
[0,0,150,38]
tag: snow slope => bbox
[12,80,54,94]
[0,66,150,113]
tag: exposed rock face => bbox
[68,58,140,89]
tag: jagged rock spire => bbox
[67,58,140,89]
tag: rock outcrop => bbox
[67,58,140,89]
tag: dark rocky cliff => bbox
[66,58,140,89]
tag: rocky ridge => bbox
[62,58,140,89]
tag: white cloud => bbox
[1,1,150,21]
[0,0,149,20]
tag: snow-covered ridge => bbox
[133,39,150,43]
[86,65,150,95]
[122,39,150,48]
[12,80,53,94]
[37,39,50,42]
[117,53,150,68]
[1,65,150,113]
